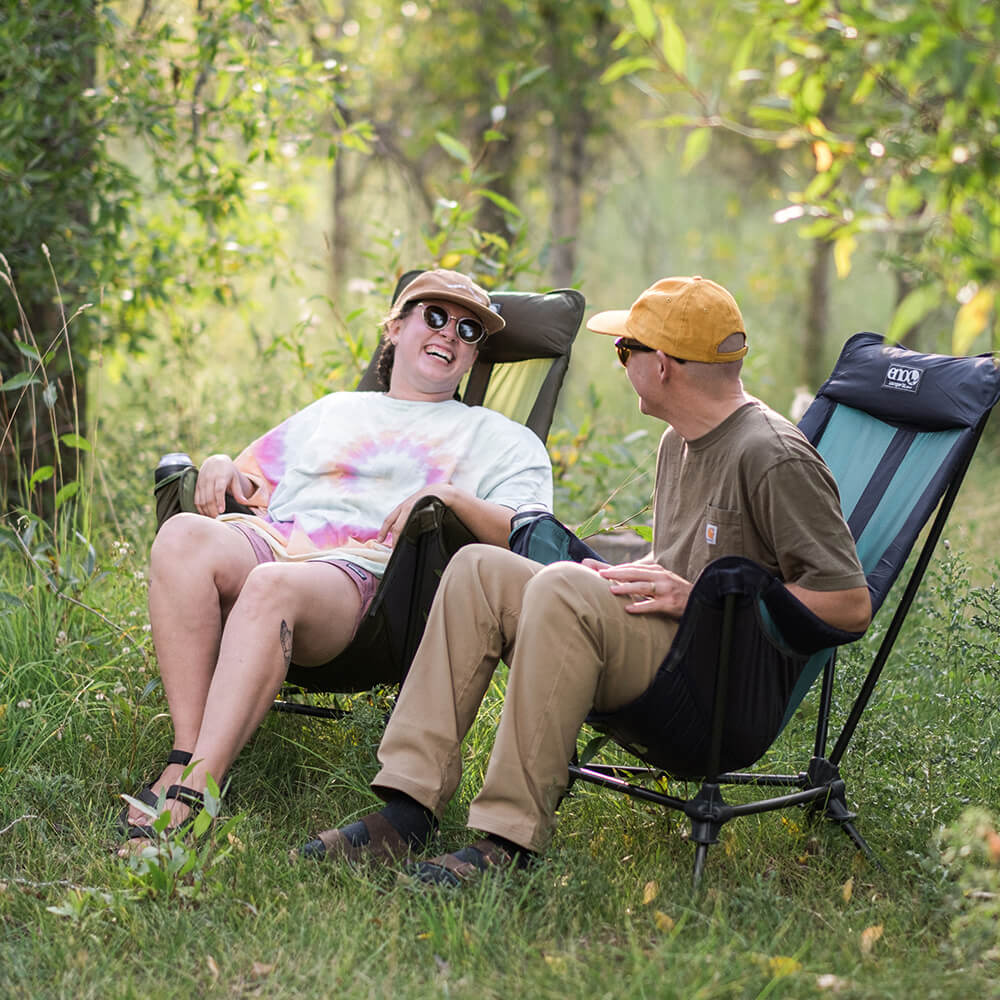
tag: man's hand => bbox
[194,455,252,517]
[593,561,692,617]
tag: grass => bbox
[1,528,1000,998]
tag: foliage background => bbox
[1,1,999,996]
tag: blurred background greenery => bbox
[2,6,1000,996]
[3,0,997,550]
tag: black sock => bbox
[485,833,535,868]
[336,796,435,849]
[381,793,437,848]
[336,794,436,849]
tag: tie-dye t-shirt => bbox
[219,392,553,577]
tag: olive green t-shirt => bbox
[652,400,866,592]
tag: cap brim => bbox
[585,309,630,337]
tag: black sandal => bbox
[117,749,193,834]
[123,783,205,843]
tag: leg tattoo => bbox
[279,619,293,669]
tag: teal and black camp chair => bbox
[509,332,1000,884]
[154,273,584,718]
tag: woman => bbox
[120,269,552,848]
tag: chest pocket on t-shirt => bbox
[695,504,743,567]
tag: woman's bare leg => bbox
[127,514,258,824]
[130,560,363,833]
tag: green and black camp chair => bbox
[509,332,1000,883]
[153,272,584,718]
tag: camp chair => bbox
[153,272,584,718]
[509,332,1000,884]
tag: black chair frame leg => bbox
[686,783,729,888]
[804,756,884,870]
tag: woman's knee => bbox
[149,514,253,596]
[233,562,353,619]
[150,513,220,570]
[229,562,361,658]
[233,561,291,609]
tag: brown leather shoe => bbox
[408,838,523,886]
[292,811,411,864]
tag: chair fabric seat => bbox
[285,495,476,692]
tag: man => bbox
[297,276,871,883]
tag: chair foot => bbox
[823,785,885,871]
[692,843,710,888]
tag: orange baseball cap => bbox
[587,276,747,363]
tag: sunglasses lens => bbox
[616,342,630,366]
[456,318,484,344]
[423,305,448,330]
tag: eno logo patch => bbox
[883,364,922,393]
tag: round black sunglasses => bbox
[419,303,486,345]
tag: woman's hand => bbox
[194,455,252,517]
[595,561,692,617]
[377,484,455,546]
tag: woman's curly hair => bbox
[374,300,416,390]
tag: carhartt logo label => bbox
[883,364,922,393]
[705,523,718,545]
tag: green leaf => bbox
[14,341,40,361]
[834,235,857,279]
[55,482,80,508]
[801,74,825,115]
[1,372,41,392]
[850,70,877,105]
[599,56,658,85]
[887,285,943,342]
[578,734,611,765]
[192,808,212,838]
[434,131,471,164]
[59,433,92,452]
[216,70,231,106]
[514,65,549,90]
[476,188,523,218]
[660,11,687,76]
[953,288,995,355]
[681,128,711,172]
[626,0,657,40]
[121,793,158,822]
[29,465,54,488]
[646,113,698,128]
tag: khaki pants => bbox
[372,544,680,852]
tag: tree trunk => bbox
[547,109,586,289]
[804,238,833,388]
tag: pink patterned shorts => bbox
[229,523,378,637]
